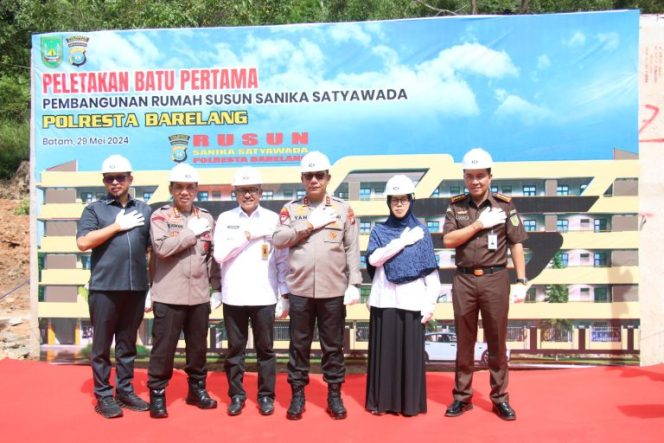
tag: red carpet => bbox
[0,359,663,442]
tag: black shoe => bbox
[186,379,218,409]
[286,385,305,420]
[149,389,168,419]
[116,391,149,412]
[258,397,275,416]
[326,383,347,420]
[445,400,473,417]
[493,401,516,421]
[95,396,123,419]
[227,396,245,416]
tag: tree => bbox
[545,252,569,303]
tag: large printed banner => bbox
[32,11,639,174]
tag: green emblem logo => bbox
[40,36,63,68]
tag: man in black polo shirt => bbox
[76,154,152,418]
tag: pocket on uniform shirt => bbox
[323,226,343,244]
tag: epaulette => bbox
[197,206,210,213]
[494,193,512,203]
[449,193,469,203]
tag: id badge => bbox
[261,243,269,260]
[488,233,498,250]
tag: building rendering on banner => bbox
[37,151,639,361]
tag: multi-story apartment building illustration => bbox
[36,150,639,361]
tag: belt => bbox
[457,265,506,276]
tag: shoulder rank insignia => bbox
[495,193,512,203]
[449,193,468,203]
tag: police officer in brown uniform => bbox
[273,151,362,420]
[146,163,221,418]
[443,148,528,421]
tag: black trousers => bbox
[147,301,210,390]
[223,303,276,400]
[287,295,346,386]
[88,290,146,398]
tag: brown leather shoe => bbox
[445,400,473,417]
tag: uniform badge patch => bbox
[348,207,356,225]
[510,214,520,226]
[279,208,290,224]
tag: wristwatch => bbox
[516,278,528,285]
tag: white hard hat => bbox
[462,148,493,170]
[101,154,132,173]
[169,163,199,183]
[232,167,262,186]
[300,151,331,173]
[385,174,415,196]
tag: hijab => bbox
[366,195,439,284]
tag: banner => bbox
[32,11,639,174]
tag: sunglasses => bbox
[103,174,129,184]
[302,172,327,181]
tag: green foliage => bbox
[14,198,29,215]
[0,120,28,180]
[545,251,569,302]
[80,343,150,359]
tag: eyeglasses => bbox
[103,174,129,184]
[235,187,261,196]
[302,172,327,181]
[390,197,410,206]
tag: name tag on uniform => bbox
[488,233,498,250]
[261,243,269,260]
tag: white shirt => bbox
[367,239,441,312]
[213,205,288,306]
[368,267,440,312]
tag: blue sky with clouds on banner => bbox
[33,10,638,171]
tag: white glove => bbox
[247,224,274,240]
[400,225,424,246]
[275,296,289,319]
[477,208,506,229]
[307,206,338,230]
[420,301,436,324]
[344,285,361,305]
[115,209,145,231]
[187,217,211,236]
[511,283,528,303]
[210,291,222,310]
[144,290,153,313]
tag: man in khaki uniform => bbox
[146,163,221,418]
[443,148,528,421]
[273,151,362,420]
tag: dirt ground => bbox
[0,171,33,359]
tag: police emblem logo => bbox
[66,35,89,67]
[169,134,190,163]
[279,208,290,224]
[328,230,338,240]
[510,214,520,226]
[41,36,63,68]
